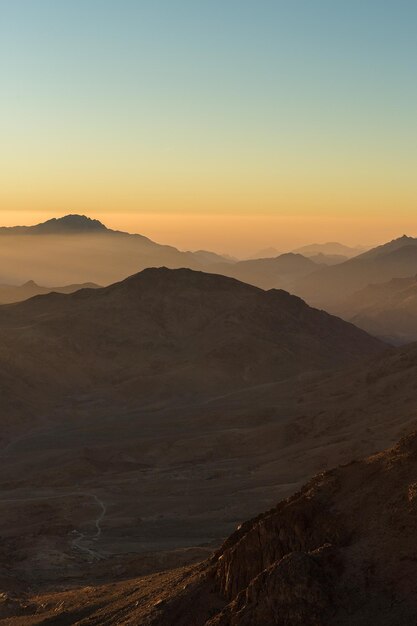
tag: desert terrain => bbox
[1,222,417,624]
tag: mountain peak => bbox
[34,214,107,234]
[22,280,39,288]
[0,214,109,236]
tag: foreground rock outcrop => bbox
[199,431,417,625]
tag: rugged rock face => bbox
[202,473,344,625]
[200,431,417,625]
[208,546,339,626]
[212,481,343,600]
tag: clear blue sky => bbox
[1,1,417,252]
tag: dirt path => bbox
[0,490,107,561]
[71,493,107,560]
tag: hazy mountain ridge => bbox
[0,279,100,304]
[211,253,319,290]
[342,274,417,344]
[292,241,365,258]
[0,214,365,289]
[306,252,349,265]
[292,234,417,311]
[0,215,232,285]
[0,214,110,235]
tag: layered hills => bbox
[292,241,365,258]
[0,215,232,286]
[342,275,417,344]
[1,222,417,622]
[0,280,99,305]
[0,268,389,592]
[292,235,417,310]
[210,253,318,290]
[0,214,349,290]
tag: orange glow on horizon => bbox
[0,209,416,257]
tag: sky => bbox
[1,0,417,255]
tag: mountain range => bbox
[0,279,99,304]
[3,219,417,622]
[4,216,417,324]
[0,214,232,286]
[341,274,417,344]
[210,253,318,290]
[0,267,387,595]
[0,214,359,290]
[292,235,417,311]
[248,241,365,262]
[292,241,365,258]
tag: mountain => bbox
[0,268,388,592]
[191,250,237,265]
[306,252,349,265]
[292,241,365,258]
[246,243,363,264]
[341,274,417,344]
[12,429,417,624]
[0,214,108,235]
[247,246,281,259]
[0,268,383,413]
[212,253,319,290]
[292,235,417,310]
[0,214,233,285]
[0,279,99,304]
[357,234,416,260]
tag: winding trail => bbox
[0,491,107,561]
[71,494,107,560]
[0,423,108,561]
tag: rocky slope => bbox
[9,430,417,625]
[203,430,417,625]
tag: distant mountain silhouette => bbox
[212,253,318,290]
[247,246,281,259]
[0,214,108,235]
[292,241,365,257]
[0,279,99,304]
[292,235,417,310]
[0,214,372,290]
[306,252,348,265]
[0,214,233,285]
[340,274,417,344]
[187,249,236,265]
[357,234,416,260]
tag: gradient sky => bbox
[1,0,417,255]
